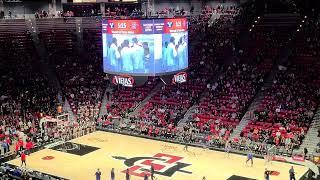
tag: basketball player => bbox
[144,173,149,180]
[225,140,231,157]
[264,168,270,180]
[246,151,254,167]
[183,144,188,151]
[150,164,155,180]
[110,168,115,180]
[20,151,26,167]
[95,168,101,180]
[125,168,130,180]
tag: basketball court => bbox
[7,131,308,180]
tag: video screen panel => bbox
[102,18,188,76]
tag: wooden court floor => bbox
[8,131,308,180]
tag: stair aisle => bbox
[129,82,163,116]
[299,108,320,155]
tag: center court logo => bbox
[113,153,192,177]
[42,156,55,160]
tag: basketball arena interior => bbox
[0,0,320,179]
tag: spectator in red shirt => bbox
[15,143,20,156]
[26,141,33,155]
[21,151,26,167]
[18,139,24,151]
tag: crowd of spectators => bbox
[96,5,320,158]
[34,10,75,19]
[105,6,139,17]
[99,64,220,143]
[0,28,98,178]
[0,5,320,179]
[241,66,319,149]
[105,77,158,117]
[99,5,241,146]
[185,28,277,143]
[0,164,63,180]
[236,16,320,154]
[202,4,239,15]
[155,3,240,19]
[190,59,271,138]
[0,30,61,158]
[34,10,49,19]
[50,52,106,121]
[137,64,216,126]
[303,18,320,154]
[0,17,103,167]
[296,18,320,57]
[40,21,108,141]
[34,5,141,19]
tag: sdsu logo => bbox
[172,72,187,84]
[112,75,134,87]
[118,22,127,29]
[113,153,192,177]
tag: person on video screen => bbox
[162,41,169,69]
[120,40,133,72]
[108,38,120,69]
[143,42,150,72]
[131,37,145,71]
[183,35,188,60]
[167,37,177,71]
[177,36,187,69]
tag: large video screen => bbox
[102,18,188,76]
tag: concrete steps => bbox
[229,98,258,140]
[62,99,75,122]
[229,65,279,140]
[178,105,198,127]
[129,82,163,116]
[98,87,113,118]
[299,108,320,154]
